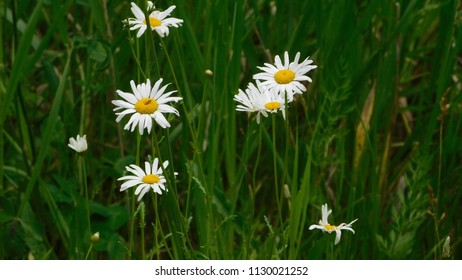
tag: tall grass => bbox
[1,0,461,260]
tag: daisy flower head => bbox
[112,78,182,135]
[234,81,286,124]
[68,134,87,153]
[117,159,177,201]
[253,51,317,102]
[309,203,358,245]
[127,1,183,38]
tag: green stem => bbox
[244,122,262,258]
[85,242,93,260]
[151,128,188,258]
[434,120,443,259]
[152,194,160,259]
[80,156,91,258]
[128,133,142,259]
[140,202,146,260]
[283,93,291,186]
[159,38,197,142]
[271,115,283,229]
[289,94,327,259]
[252,123,263,196]
[126,30,146,81]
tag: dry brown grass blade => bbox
[353,82,376,171]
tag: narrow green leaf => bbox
[0,1,44,124]
[17,45,73,217]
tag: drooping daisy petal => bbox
[334,228,342,245]
[308,224,325,231]
[112,79,182,135]
[117,160,177,201]
[309,203,357,245]
[126,2,183,38]
[253,51,317,102]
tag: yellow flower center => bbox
[142,174,160,184]
[324,224,337,231]
[135,98,158,114]
[264,101,281,110]
[143,17,161,27]
[274,69,295,84]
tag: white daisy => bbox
[117,159,177,201]
[68,134,87,153]
[127,1,183,38]
[234,81,286,124]
[253,51,317,102]
[112,78,182,135]
[309,203,358,245]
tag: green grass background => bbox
[1,0,461,260]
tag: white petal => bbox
[137,185,151,201]
[126,164,145,177]
[157,5,176,20]
[129,80,141,100]
[157,104,179,115]
[162,160,169,170]
[120,179,142,191]
[124,113,140,132]
[144,161,151,175]
[151,184,162,194]
[116,90,138,104]
[136,26,147,37]
[118,175,140,182]
[68,137,76,146]
[309,224,325,231]
[112,100,136,110]
[274,54,283,69]
[130,2,145,20]
[145,116,153,134]
[150,78,164,98]
[115,109,136,122]
[138,115,145,135]
[341,226,355,234]
[153,112,170,128]
[283,51,290,68]
[293,52,300,64]
[334,228,342,245]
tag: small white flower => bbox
[253,51,317,102]
[117,159,177,201]
[68,134,87,153]
[127,1,183,38]
[234,81,285,124]
[112,79,182,134]
[309,203,358,245]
